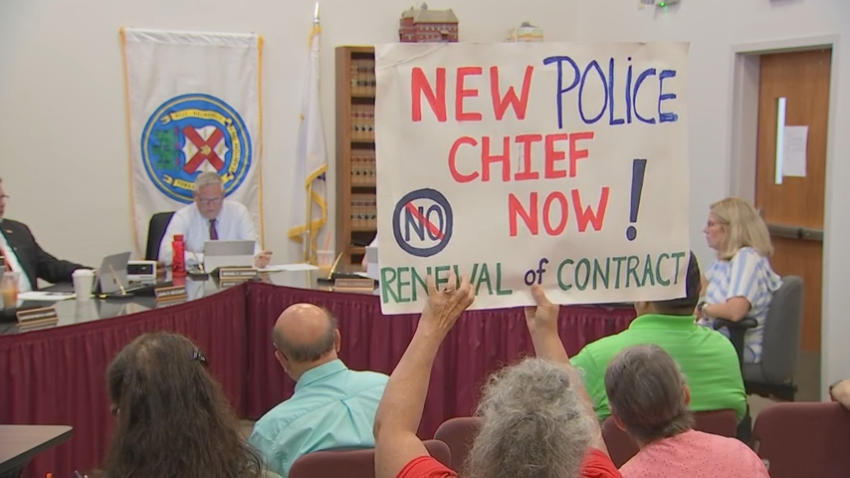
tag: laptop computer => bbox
[95,252,132,295]
[203,240,255,272]
[94,252,168,298]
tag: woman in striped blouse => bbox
[697,197,781,363]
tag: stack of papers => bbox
[258,264,319,273]
[18,291,75,302]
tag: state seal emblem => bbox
[141,93,253,203]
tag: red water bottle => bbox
[172,234,186,277]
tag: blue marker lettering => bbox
[607,58,625,126]
[625,57,634,124]
[542,56,581,130]
[579,60,607,124]
[658,69,678,123]
[632,68,657,124]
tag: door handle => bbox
[800,228,824,242]
[766,223,824,242]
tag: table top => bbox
[0,269,375,336]
[0,425,73,474]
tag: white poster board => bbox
[375,42,690,315]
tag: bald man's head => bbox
[273,304,338,363]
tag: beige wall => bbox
[0,0,579,267]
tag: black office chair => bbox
[713,275,803,401]
[714,276,804,444]
[144,212,175,261]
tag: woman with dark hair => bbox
[605,344,768,478]
[98,332,273,478]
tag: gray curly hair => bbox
[463,358,594,478]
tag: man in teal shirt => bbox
[249,304,389,477]
[571,252,747,422]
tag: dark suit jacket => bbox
[0,219,87,289]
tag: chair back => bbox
[433,416,482,470]
[602,409,739,468]
[752,402,850,478]
[288,439,451,478]
[601,417,639,468]
[144,212,175,261]
[760,276,803,384]
[692,409,738,437]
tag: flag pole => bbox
[305,183,313,263]
[302,2,320,265]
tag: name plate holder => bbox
[154,285,187,303]
[333,277,376,291]
[16,306,59,330]
[217,267,258,281]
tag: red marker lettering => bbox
[573,188,610,232]
[544,133,569,179]
[490,65,534,120]
[411,67,447,122]
[455,67,483,122]
[508,192,538,236]
[448,136,479,183]
[514,134,542,181]
[569,131,594,178]
[481,136,510,182]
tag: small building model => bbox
[399,3,459,43]
[507,22,544,42]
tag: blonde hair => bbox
[710,197,773,260]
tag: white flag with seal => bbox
[121,27,264,255]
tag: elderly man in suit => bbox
[0,178,88,292]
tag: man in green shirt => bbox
[572,252,747,422]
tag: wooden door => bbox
[755,49,831,352]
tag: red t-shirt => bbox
[397,449,622,478]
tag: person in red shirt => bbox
[373,275,622,478]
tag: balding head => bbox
[273,304,339,367]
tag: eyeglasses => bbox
[197,197,223,206]
[0,195,9,200]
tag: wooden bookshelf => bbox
[335,46,377,271]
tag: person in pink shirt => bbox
[604,344,769,478]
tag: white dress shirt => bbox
[0,229,32,292]
[158,200,261,266]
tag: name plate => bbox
[218,267,258,280]
[16,306,59,329]
[154,285,187,302]
[333,278,376,291]
[218,280,242,288]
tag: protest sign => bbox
[375,42,690,314]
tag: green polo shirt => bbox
[571,313,747,422]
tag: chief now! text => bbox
[408,64,635,237]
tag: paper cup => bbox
[73,269,95,301]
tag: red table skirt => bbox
[0,282,635,478]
